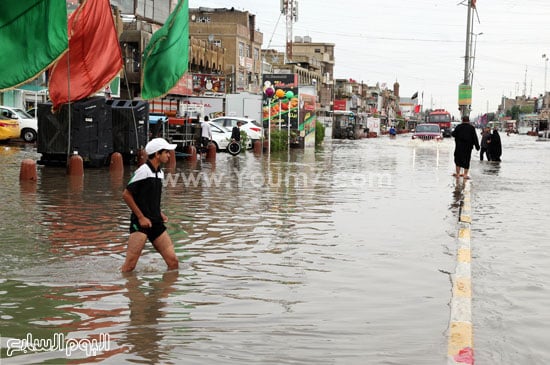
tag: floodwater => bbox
[0,132,548,364]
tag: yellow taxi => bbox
[0,113,21,141]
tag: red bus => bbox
[427,109,453,137]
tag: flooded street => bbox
[1,133,549,364]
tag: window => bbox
[239,42,245,57]
[254,47,260,60]
[237,72,245,88]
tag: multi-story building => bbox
[189,7,263,94]
[291,36,335,112]
[262,49,321,85]
[263,36,335,112]
[116,3,229,115]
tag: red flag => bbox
[414,104,421,113]
[49,0,122,110]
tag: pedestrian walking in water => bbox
[121,138,179,273]
[200,115,212,153]
[231,120,243,142]
[488,127,502,162]
[480,127,492,161]
[451,116,480,179]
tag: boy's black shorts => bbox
[130,218,166,242]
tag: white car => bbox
[209,116,263,143]
[0,106,38,142]
[207,122,233,151]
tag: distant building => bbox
[189,7,263,94]
[291,37,335,112]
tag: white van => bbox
[0,106,38,142]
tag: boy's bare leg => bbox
[121,232,148,272]
[152,231,179,271]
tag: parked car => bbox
[411,123,443,141]
[209,116,263,144]
[0,113,21,141]
[0,106,38,142]
[204,122,252,151]
[207,122,233,151]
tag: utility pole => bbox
[460,0,473,118]
[542,54,548,108]
[470,32,482,89]
[523,66,527,97]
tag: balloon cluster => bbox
[263,81,294,101]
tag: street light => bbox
[470,32,483,87]
[542,54,548,105]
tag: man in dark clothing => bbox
[451,116,480,179]
[231,121,243,142]
[488,128,502,161]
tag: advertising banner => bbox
[299,93,317,148]
[333,99,347,111]
[262,74,298,130]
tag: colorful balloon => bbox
[264,86,275,97]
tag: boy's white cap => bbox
[145,138,177,155]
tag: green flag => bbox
[141,0,189,100]
[0,0,68,91]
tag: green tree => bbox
[506,106,521,120]
[315,121,325,146]
[269,129,289,152]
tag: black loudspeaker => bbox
[107,99,148,159]
[37,97,113,167]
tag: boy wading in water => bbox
[121,138,179,272]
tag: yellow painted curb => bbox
[448,322,473,355]
[457,248,471,263]
[453,278,472,297]
[458,227,470,239]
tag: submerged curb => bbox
[448,180,474,365]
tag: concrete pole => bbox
[461,0,473,118]
[463,1,472,85]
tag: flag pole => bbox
[66,43,72,166]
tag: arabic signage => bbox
[333,99,347,111]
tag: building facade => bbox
[189,7,263,94]
[291,37,335,112]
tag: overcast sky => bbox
[189,0,550,119]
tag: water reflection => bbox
[480,160,501,176]
[450,179,465,211]
[122,270,180,363]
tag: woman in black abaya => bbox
[488,128,502,162]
